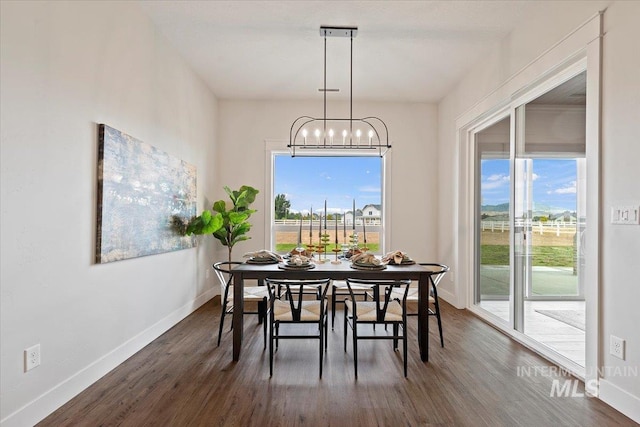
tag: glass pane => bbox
[518,71,586,367]
[272,156,383,254]
[529,159,580,297]
[476,116,511,323]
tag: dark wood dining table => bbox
[231,260,436,362]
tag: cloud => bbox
[548,181,576,194]
[532,173,540,181]
[482,174,509,190]
[358,185,381,193]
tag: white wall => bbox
[0,2,219,425]
[217,100,439,264]
[438,0,639,421]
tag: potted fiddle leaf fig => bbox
[185,185,259,263]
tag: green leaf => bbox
[235,222,251,235]
[201,213,223,234]
[212,200,226,213]
[229,211,249,224]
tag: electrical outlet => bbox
[24,344,41,371]
[610,335,625,360]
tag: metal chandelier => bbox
[288,26,391,157]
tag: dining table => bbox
[230,259,437,362]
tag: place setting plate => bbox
[278,262,316,270]
[386,259,416,266]
[350,262,387,271]
[246,257,279,265]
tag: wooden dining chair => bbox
[213,261,268,348]
[330,280,373,330]
[343,278,411,378]
[393,263,449,347]
[265,278,331,378]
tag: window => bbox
[271,154,384,254]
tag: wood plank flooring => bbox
[39,300,636,427]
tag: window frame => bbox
[264,141,390,255]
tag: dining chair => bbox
[213,261,268,348]
[343,278,411,378]
[265,278,331,378]
[393,263,449,347]
[330,280,373,330]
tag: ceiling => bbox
[137,1,560,103]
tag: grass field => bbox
[481,230,576,267]
[275,229,577,267]
[481,245,575,267]
[275,230,380,254]
[276,243,380,253]
[479,230,579,295]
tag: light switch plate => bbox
[611,205,640,225]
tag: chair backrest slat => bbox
[265,278,331,321]
[346,278,411,322]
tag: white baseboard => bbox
[598,379,640,424]
[437,287,461,308]
[0,288,216,427]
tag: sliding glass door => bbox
[473,72,587,368]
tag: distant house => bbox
[344,209,362,226]
[549,212,577,223]
[362,204,381,224]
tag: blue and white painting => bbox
[96,124,196,263]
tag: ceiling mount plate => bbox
[320,26,358,38]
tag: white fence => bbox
[481,220,578,236]
[274,219,381,226]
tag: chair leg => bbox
[324,310,329,351]
[217,303,227,347]
[269,319,274,377]
[319,318,324,378]
[434,301,444,348]
[331,287,337,330]
[393,323,399,350]
[343,305,348,352]
[403,322,408,378]
[352,320,358,379]
[263,311,267,350]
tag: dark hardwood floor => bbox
[39,299,636,426]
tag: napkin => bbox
[243,250,283,261]
[345,247,363,258]
[288,254,311,265]
[350,251,381,266]
[382,250,410,265]
[289,248,313,257]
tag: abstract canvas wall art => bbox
[96,124,196,263]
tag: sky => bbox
[481,158,578,211]
[274,156,382,215]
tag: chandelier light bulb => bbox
[368,129,374,146]
[301,128,308,145]
[356,129,362,144]
[314,128,321,143]
[342,129,348,145]
[328,128,334,144]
